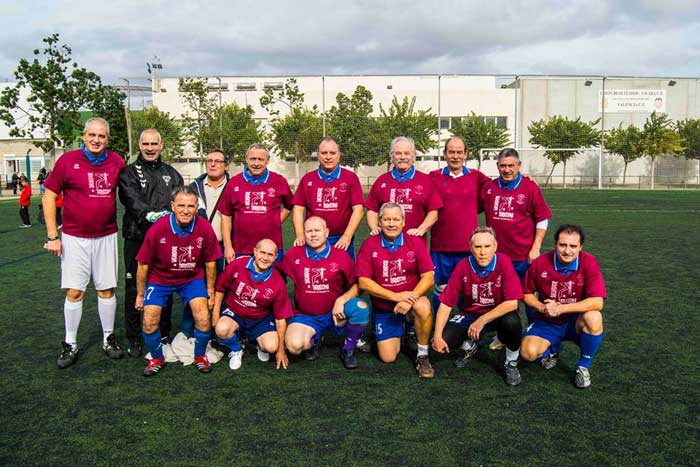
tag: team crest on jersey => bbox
[196,237,203,249]
[263,288,274,299]
[328,262,339,273]
[406,251,416,263]
[266,188,276,197]
[493,195,515,219]
[162,175,171,184]
[576,275,584,286]
[338,182,348,193]
[516,194,526,205]
[383,259,406,284]
[414,184,424,195]
[87,172,112,196]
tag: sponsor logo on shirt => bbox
[472,281,495,305]
[304,267,330,291]
[551,280,578,303]
[235,281,259,307]
[245,191,267,212]
[316,187,338,209]
[383,259,406,285]
[173,245,196,269]
[390,188,413,212]
[493,195,515,220]
[87,172,112,197]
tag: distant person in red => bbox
[43,117,125,369]
[18,175,31,228]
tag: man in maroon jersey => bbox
[291,138,364,258]
[432,226,524,386]
[219,143,293,263]
[356,202,435,378]
[43,117,126,368]
[520,224,606,389]
[135,187,221,376]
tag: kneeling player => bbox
[279,216,369,369]
[520,224,606,389]
[356,202,435,378]
[432,226,523,385]
[213,239,292,370]
[135,187,221,376]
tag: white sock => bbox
[505,347,520,364]
[460,339,477,351]
[64,298,83,345]
[97,295,117,343]
[417,344,429,357]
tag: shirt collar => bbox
[169,212,196,237]
[317,164,341,182]
[498,172,523,190]
[391,166,416,182]
[81,144,108,167]
[305,241,331,261]
[380,231,404,252]
[468,254,498,278]
[243,167,270,185]
[441,165,470,178]
[554,254,580,275]
[246,256,273,282]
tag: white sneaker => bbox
[489,335,504,351]
[257,348,270,362]
[228,350,243,370]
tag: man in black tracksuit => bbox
[118,129,184,357]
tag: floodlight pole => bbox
[216,77,223,149]
[599,76,605,190]
[322,76,326,137]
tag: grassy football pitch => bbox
[0,190,698,466]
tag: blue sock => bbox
[143,329,164,360]
[219,333,242,352]
[343,324,366,351]
[194,328,210,358]
[577,332,604,369]
[181,305,194,338]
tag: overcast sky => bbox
[0,0,698,84]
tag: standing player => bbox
[135,187,221,376]
[428,136,489,313]
[280,216,369,369]
[119,129,183,356]
[432,227,524,386]
[520,224,606,389]
[291,138,364,258]
[365,136,442,241]
[212,239,292,370]
[18,175,32,227]
[219,143,293,263]
[481,148,551,325]
[43,117,125,368]
[356,202,435,378]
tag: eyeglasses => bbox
[206,159,226,165]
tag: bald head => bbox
[304,216,329,251]
[253,238,278,272]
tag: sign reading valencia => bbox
[598,89,666,113]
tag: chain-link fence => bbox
[117,74,700,189]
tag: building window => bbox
[439,117,451,130]
[480,116,507,129]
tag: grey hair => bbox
[139,128,162,144]
[170,185,196,202]
[379,202,405,220]
[497,148,520,162]
[470,226,497,244]
[390,136,416,156]
[83,117,110,136]
[246,143,270,159]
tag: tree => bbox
[639,112,683,189]
[676,118,700,183]
[326,85,384,168]
[449,112,510,169]
[378,96,438,167]
[91,85,128,158]
[0,33,105,157]
[179,77,218,159]
[604,124,643,185]
[260,78,323,181]
[528,115,601,187]
[130,106,184,162]
[203,103,263,165]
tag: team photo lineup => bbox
[42,116,606,388]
